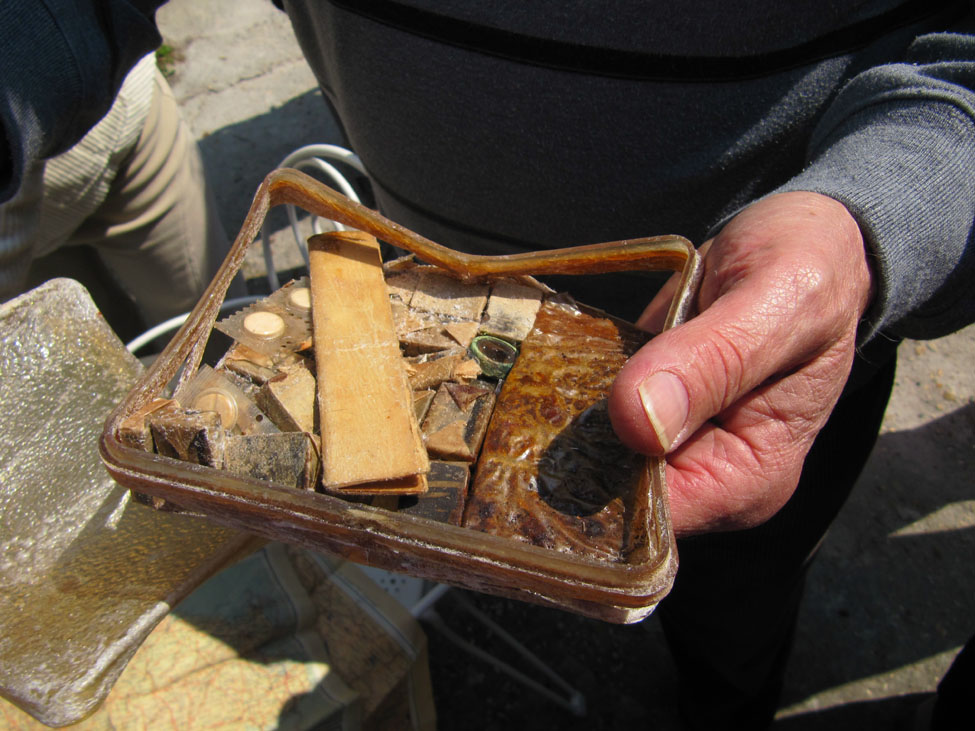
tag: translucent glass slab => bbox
[0,279,254,726]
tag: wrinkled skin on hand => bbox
[609,192,875,537]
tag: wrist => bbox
[762,191,876,320]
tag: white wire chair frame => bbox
[260,144,369,291]
[126,145,366,353]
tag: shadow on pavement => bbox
[195,88,345,236]
[778,402,974,721]
[776,692,930,730]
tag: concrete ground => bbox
[157,1,974,727]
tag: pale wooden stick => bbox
[308,230,429,492]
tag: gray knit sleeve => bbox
[773,28,975,342]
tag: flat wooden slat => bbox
[308,231,428,491]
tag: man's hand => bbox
[608,192,875,536]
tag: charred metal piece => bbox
[148,403,225,468]
[255,358,317,433]
[396,461,470,525]
[223,432,320,490]
[420,382,496,462]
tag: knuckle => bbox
[686,323,757,411]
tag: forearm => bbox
[774,28,975,341]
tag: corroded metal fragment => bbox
[118,397,174,451]
[148,403,225,468]
[397,461,470,525]
[255,358,317,433]
[481,279,544,343]
[420,382,495,462]
[413,389,436,423]
[223,432,321,490]
[404,348,466,391]
[409,270,489,320]
[400,325,466,356]
[220,343,279,385]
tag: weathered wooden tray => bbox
[100,168,702,623]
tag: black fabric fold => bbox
[330,0,965,81]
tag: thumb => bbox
[610,192,872,456]
[609,284,812,455]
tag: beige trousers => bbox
[0,55,238,329]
